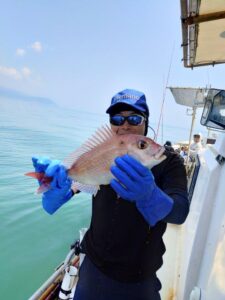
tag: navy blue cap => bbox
[106,89,149,117]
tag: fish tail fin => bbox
[25,172,46,181]
[36,184,51,194]
[25,172,52,194]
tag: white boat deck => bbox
[158,135,225,300]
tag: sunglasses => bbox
[110,114,145,126]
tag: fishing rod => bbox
[155,43,175,142]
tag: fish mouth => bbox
[154,146,165,160]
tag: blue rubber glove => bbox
[32,156,73,215]
[110,154,174,226]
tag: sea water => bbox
[0,97,191,299]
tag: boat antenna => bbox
[156,43,175,142]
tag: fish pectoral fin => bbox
[36,184,51,194]
[72,182,99,195]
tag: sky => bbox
[1,0,225,133]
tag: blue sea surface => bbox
[0,98,108,299]
[0,97,191,299]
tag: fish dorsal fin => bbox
[72,181,99,196]
[63,124,114,168]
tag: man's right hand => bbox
[32,156,74,214]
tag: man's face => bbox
[110,111,146,135]
[194,136,200,143]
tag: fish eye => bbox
[138,140,148,150]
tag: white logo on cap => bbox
[113,94,140,103]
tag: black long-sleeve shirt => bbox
[81,150,189,282]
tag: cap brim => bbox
[106,102,146,115]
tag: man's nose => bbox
[120,120,130,129]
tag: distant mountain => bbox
[0,86,55,106]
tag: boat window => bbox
[201,89,225,130]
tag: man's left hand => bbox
[110,154,173,226]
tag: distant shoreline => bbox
[0,86,55,106]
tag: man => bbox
[32,89,189,300]
[164,141,175,152]
[189,134,202,158]
[180,146,188,160]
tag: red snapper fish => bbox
[25,125,166,195]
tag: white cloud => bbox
[0,65,32,80]
[16,48,26,56]
[21,67,31,77]
[0,66,22,80]
[31,41,42,52]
